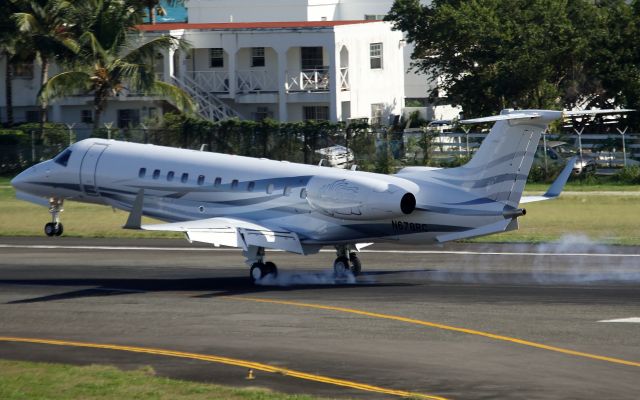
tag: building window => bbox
[303,106,329,121]
[210,48,224,68]
[301,47,323,70]
[197,175,205,185]
[214,177,221,187]
[12,63,34,79]
[181,173,189,183]
[167,171,175,181]
[254,106,271,121]
[364,14,386,20]
[251,47,265,67]
[138,168,146,178]
[370,43,383,69]
[117,109,140,128]
[371,103,384,126]
[81,110,93,124]
[25,110,39,123]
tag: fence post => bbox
[65,123,75,146]
[574,127,584,164]
[462,126,470,157]
[617,127,628,167]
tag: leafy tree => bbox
[12,0,80,127]
[386,0,640,123]
[39,0,195,130]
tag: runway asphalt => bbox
[0,237,639,399]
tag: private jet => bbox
[11,109,629,282]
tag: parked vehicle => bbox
[535,141,596,175]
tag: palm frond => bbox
[12,12,41,33]
[148,81,197,114]
[39,71,92,103]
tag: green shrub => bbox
[614,166,640,184]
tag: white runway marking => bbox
[598,317,640,323]
[0,243,638,258]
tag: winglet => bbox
[123,189,145,229]
[520,156,576,204]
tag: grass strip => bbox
[0,359,329,400]
[1,181,638,245]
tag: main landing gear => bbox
[245,246,279,284]
[44,198,64,237]
[333,245,362,277]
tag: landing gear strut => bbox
[45,198,64,237]
[333,245,362,277]
[245,246,278,284]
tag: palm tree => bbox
[12,0,80,128]
[134,0,186,25]
[39,0,195,130]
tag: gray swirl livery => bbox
[10,109,631,282]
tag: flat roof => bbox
[136,20,380,31]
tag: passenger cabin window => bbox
[247,181,255,192]
[214,177,222,187]
[152,169,160,179]
[283,186,291,196]
[167,171,175,181]
[266,183,274,194]
[231,179,239,189]
[138,168,146,178]
[181,173,188,183]
[300,188,307,199]
[54,149,72,167]
[197,175,205,185]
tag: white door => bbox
[80,144,108,196]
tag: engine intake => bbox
[305,176,417,220]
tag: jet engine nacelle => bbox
[305,175,417,220]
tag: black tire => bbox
[264,261,278,278]
[349,253,362,276]
[54,223,63,236]
[44,222,56,237]
[249,262,266,284]
[333,256,350,277]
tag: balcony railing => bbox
[286,69,330,92]
[187,70,230,93]
[236,70,277,93]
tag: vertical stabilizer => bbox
[436,110,562,207]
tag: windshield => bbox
[53,148,72,167]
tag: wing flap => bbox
[141,217,306,254]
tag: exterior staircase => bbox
[171,74,243,121]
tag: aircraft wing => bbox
[140,217,307,254]
[520,156,576,204]
[122,189,308,254]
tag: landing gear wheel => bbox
[349,253,362,276]
[250,262,266,283]
[44,222,56,237]
[54,223,63,236]
[264,261,278,278]
[333,256,350,277]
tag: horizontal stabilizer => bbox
[436,219,513,243]
[460,112,542,124]
[520,156,576,204]
[563,109,634,117]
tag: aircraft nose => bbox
[11,165,39,192]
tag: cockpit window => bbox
[54,149,72,167]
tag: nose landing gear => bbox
[45,198,64,237]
